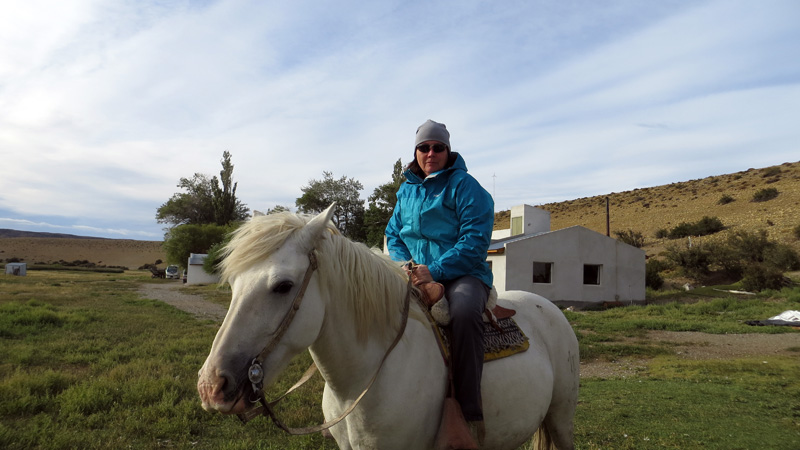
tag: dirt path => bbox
[581,330,800,378]
[137,282,228,321]
[135,282,800,378]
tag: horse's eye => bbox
[273,281,294,294]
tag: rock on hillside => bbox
[495,161,800,257]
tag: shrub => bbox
[726,230,771,264]
[741,264,785,292]
[162,223,233,271]
[765,243,800,271]
[655,228,669,239]
[614,229,645,248]
[717,194,735,205]
[707,241,744,279]
[664,244,712,279]
[794,224,800,240]
[761,167,781,178]
[645,259,664,290]
[752,187,779,202]
[667,216,725,239]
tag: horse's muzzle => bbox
[197,363,252,414]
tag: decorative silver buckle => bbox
[248,359,264,399]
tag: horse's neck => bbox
[308,301,388,394]
[309,298,441,398]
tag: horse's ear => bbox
[301,203,337,249]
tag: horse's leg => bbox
[542,402,576,450]
[542,353,579,450]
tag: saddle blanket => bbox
[437,316,529,362]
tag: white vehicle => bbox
[165,265,180,279]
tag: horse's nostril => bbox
[216,369,242,400]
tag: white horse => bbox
[198,205,579,450]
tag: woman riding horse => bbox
[385,119,495,446]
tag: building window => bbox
[532,262,553,284]
[583,264,602,285]
[511,216,523,236]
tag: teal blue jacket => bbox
[385,153,494,287]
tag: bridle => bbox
[236,250,413,435]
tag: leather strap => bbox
[239,262,414,436]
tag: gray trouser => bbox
[443,276,489,422]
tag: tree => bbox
[156,151,249,227]
[211,151,249,225]
[156,173,217,226]
[296,171,365,240]
[267,205,291,214]
[158,152,250,270]
[364,159,404,248]
[162,223,233,269]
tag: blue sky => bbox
[1,0,798,240]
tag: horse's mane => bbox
[219,212,412,341]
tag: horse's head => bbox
[197,205,335,414]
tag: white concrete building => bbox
[187,253,220,285]
[488,205,645,307]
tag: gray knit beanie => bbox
[415,119,450,149]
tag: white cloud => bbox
[1,0,798,238]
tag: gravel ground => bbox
[136,282,800,378]
[137,281,228,321]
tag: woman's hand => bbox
[410,264,434,286]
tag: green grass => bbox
[576,355,800,449]
[2,272,799,449]
[568,292,800,361]
[0,271,335,450]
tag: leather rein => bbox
[237,251,414,435]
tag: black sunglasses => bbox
[415,143,447,154]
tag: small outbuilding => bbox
[5,263,27,276]
[186,253,220,285]
[488,205,645,308]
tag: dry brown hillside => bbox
[0,238,165,270]
[494,161,800,258]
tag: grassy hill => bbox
[494,161,800,259]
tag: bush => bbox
[741,264,786,292]
[614,229,645,248]
[726,230,771,264]
[664,244,712,279]
[707,241,744,279]
[667,216,725,239]
[655,228,669,239]
[794,224,800,240]
[717,194,735,205]
[204,234,234,275]
[162,223,234,271]
[645,259,664,290]
[752,187,779,202]
[765,243,800,271]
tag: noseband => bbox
[237,250,413,436]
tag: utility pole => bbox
[492,173,496,202]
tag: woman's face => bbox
[415,140,448,176]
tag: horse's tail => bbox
[531,422,556,450]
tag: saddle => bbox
[417,282,529,363]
